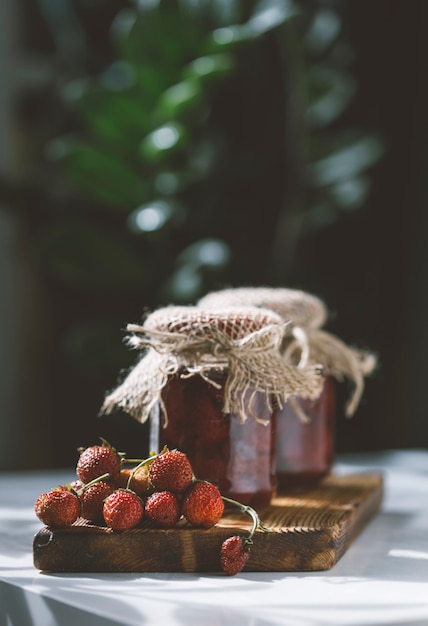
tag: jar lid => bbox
[142,305,285,342]
[198,288,377,417]
[198,287,327,329]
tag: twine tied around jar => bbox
[101,306,325,425]
[284,328,376,417]
[198,287,377,418]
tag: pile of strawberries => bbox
[34,439,262,575]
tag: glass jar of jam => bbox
[198,287,374,487]
[274,376,336,487]
[144,306,292,508]
[103,305,323,508]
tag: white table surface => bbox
[1,449,428,626]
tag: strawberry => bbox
[103,489,144,531]
[220,535,249,575]
[80,481,114,524]
[70,479,83,492]
[34,487,81,528]
[76,440,121,484]
[149,449,194,493]
[145,491,181,528]
[117,467,153,496]
[181,481,224,528]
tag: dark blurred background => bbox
[0,0,426,470]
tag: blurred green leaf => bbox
[209,0,298,50]
[153,169,192,194]
[127,198,186,235]
[176,238,231,268]
[307,66,356,128]
[46,138,150,210]
[111,7,139,43]
[309,135,384,186]
[100,61,138,91]
[247,0,298,36]
[304,8,341,56]
[116,6,204,78]
[331,176,370,211]
[303,175,371,232]
[186,136,220,178]
[209,24,251,50]
[136,0,161,11]
[139,122,188,163]
[162,264,203,302]
[183,53,235,82]
[162,238,231,302]
[38,218,148,290]
[157,80,204,120]
[178,0,244,27]
[62,81,153,143]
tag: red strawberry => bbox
[149,449,194,493]
[182,481,224,528]
[103,489,144,531]
[145,491,181,528]
[76,440,121,484]
[34,487,81,528]
[117,467,153,496]
[220,535,249,575]
[70,479,83,492]
[80,481,114,524]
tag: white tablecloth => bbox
[1,450,428,626]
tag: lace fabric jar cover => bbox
[102,305,323,507]
[198,287,376,488]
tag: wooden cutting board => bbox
[33,472,383,573]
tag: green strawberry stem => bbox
[76,472,111,496]
[221,495,272,548]
[125,453,160,490]
[123,447,166,466]
[122,446,170,490]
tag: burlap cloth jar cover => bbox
[102,305,324,505]
[198,287,377,485]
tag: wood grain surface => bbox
[33,472,383,573]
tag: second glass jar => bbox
[274,376,336,488]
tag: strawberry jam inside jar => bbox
[274,376,336,488]
[156,370,276,509]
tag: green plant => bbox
[2,0,382,386]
